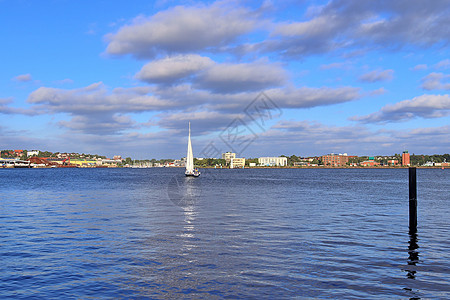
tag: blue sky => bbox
[1,0,449,159]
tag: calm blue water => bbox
[1,168,449,299]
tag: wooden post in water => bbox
[409,167,417,234]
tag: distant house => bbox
[360,160,380,167]
[14,150,24,157]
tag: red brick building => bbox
[387,159,399,166]
[402,151,410,166]
[321,154,349,166]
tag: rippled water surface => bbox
[1,168,449,299]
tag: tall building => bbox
[222,152,236,163]
[402,151,410,166]
[321,153,349,167]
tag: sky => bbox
[0,0,449,159]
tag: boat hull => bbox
[185,171,200,177]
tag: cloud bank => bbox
[352,94,450,123]
[106,3,258,58]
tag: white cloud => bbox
[194,61,287,93]
[359,69,394,83]
[54,78,74,85]
[320,62,346,70]
[435,59,450,69]
[27,82,174,114]
[14,73,32,82]
[26,83,177,135]
[156,111,244,136]
[421,73,450,90]
[0,97,38,116]
[135,54,214,84]
[351,94,450,123]
[136,56,287,93]
[105,3,258,58]
[265,0,450,57]
[253,120,391,156]
[369,87,387,96]
[243,122,450,157]
[148,84,361,113]
[412,64,428,71]
[265,86,361,108]
[59,114,136,135]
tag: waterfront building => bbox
[402,151,410,166]
[321,153,349,167]
[69,159,98,167]
[222,152,236,163]
[100,159,120,167]
[14,150,24,157]
[387,159,399,166]
[258,157,288,167]
[27,150,39,157]
[360,160,380,167]
[293,161,309,166]
[230,158,245,168]
[0,158,30,168]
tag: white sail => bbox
[185,122,194,174]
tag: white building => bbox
[222,152,236,163]
[230,158,245,168]
[27,150,40,157]
[258,157,287,167]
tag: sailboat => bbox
[185,122,200,177]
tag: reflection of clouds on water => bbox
[167,174,202,209]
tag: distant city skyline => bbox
[1,1,449,159]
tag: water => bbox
[1,168,449,299]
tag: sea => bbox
[1,168,449,299]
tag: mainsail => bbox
[185,122,194,174]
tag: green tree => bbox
[39,151,53,157]
[20,150,28,160]
[245,158,258,166]
[288,155,299,166]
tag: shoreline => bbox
[1,165,446,170]
[201,166,447,169]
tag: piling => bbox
[409,167,417,234]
